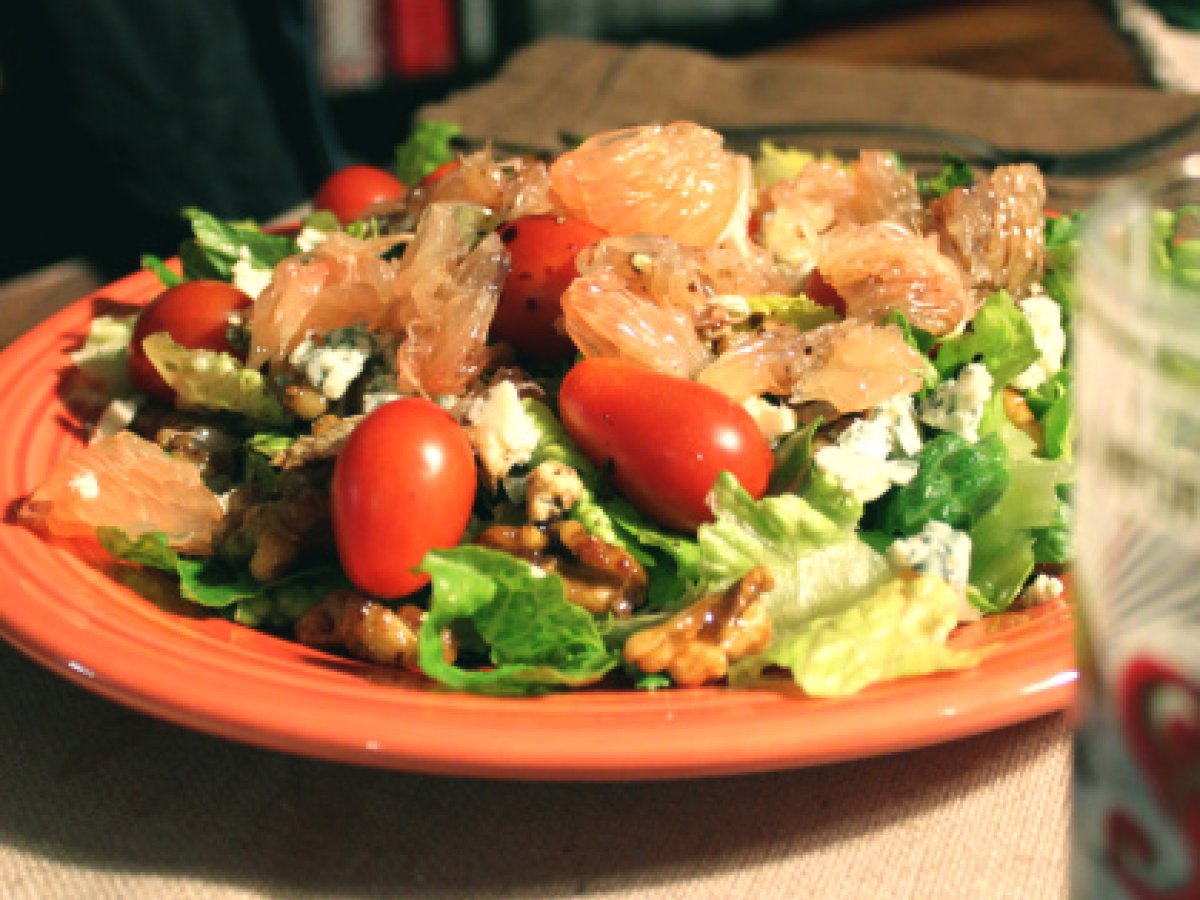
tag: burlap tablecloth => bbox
[5,37,1199,900]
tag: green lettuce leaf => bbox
[918,153,974,199]
[417,545,618,695]
[746,294,837,331]
[1043,211,1083,318]
[395,120,461,185]
[177,207,297,282]
[934,290,1039,386]
[881,310,938,392]
[869,432,1009,537]
[729,574,983,697]
[142,333,292,425]
[69,313,138,400]
[968,414,1070,611]
[523,398,701,607]
[97,527,341,623]
[698,473,890,634]
[752,141,815,188]
[1023,368,1073,460]
[140,253,184,289]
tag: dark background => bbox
[0,0,1146,284]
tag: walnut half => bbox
[294,589,455,670]
[624,567,774,687]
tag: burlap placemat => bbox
[9,36,1167,899]
[0,643,1068,899]
[420,37,1200,155]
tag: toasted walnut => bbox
[272,414,363,470]
[624,567,774,687]
[1002,387,1044,451]
[294,589,454,669]
[525,460,586,523]
[475,520,648,616]
[242,487,331,582]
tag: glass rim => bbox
[1080,152,1200,320]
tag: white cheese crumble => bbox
[295,226,329,253]
[887,521,979,622]
[68,471,100,500]
[1021,573,1065,607]
[230,246,273,300]
[464,381,541,486]
[1009,292,1066,391]
[919,362,993,443]
[813,394,922,504]
[288,327,373,401]
[742,396,797,447]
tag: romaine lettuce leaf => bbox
[142,333,292,425]
[418,545,618,695]
[177,207,297,282]
[395,120,461,185]
[869,432,1009,537]
[968,414,1070,611]
[698,473,890,635]
[752,141,815,188]
[729,574,983,696]
[746,294,837,331]
[934,290,1039,386]
[1023,368,1073,460]
[98,527,341,626]
[918,153,974,200]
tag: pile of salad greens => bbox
[56,122,1115,699]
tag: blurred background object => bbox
[0,0,1173,291]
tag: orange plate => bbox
[0,270,1077,781]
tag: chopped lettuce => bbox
[752,141,815,188]
[697,473,890,635]
[934,290,1040,386]
[918,153,974,200]
[177,207,298,282]
[98,527,340,625]
[1043,212,1083,318]
[869,432,1009,537]
[1024,369,1073,460]
[522,398,701,607]
[140,253,184,289]
[729,574,983,697]
[746,294,838,331]
[968,414,1070,612]
[70,313,137,400]
[142,333,292,426]
[417,545,618,695]
[881,310,938,392]
[395,120,461,185]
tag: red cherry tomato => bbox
[558,359,774,532]
[128,280,252,401]
[331,398,477,598]
[491,214,606,361]
[313,164,406,224]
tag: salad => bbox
[21,119,1093,698]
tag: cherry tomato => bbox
[128,280,252,401]
[491,214,606,361]
[331,398,477,598]
[313,164,406,224]
[558,359,774,532]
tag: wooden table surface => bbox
[0,0,1152,323]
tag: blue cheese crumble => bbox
[464,381,541,487]
[230,246,274,300]
[886,521,978,622]
[288,327,373,401]
[919,362,993,443]
[1009,290,1066,391]
[814,394,922,503]
[1020,572,1065,607]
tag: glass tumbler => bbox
[1072,155,1200,899]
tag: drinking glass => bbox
[1072,154,1200,898]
